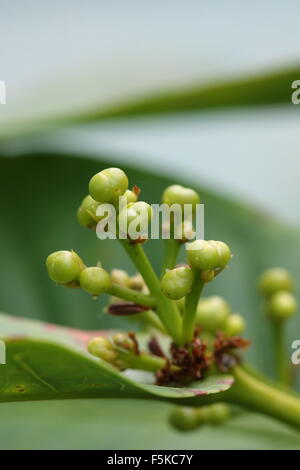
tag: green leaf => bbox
[0,313,232,403]
[0,66,298,139]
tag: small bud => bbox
[118,201,153,234]
[162,185,200,208]
[89,167,128,204]
[112,333,135,351]
[122,189,138,204]
[209,403,230,425]
[46,250,84,284]
[225,314,246,336]
[128,273,148,292]
[200,270,215,283]
[196,296,231,332]
[87,337,117,363]
[110,269,130,287]
[161,266,194,300]
[186,240,219,270]
[209,241,231,269]
[169,407,199,431]
[259,268,294,297]
[77,195,99,228]
[79,267,111,295]
[267,291,297,320]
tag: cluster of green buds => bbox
[258,267,297,384]
[77,167,140,231]
[169,403,230,431]
[87,334,136,370]
[46,166,245,384]
[196,296,245,336]
[186,240,232,282]
[46,250,111,296]
[259,268,297,321]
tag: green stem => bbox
[227,366,300,429]
[271,320,288,384]
[108,284,156,308]
[120,240,182,344]
[161,239,180,276]
[182,276,204,344]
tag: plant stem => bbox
[161,239,180,276]
[120,240,182,344]
[108,283,156,308]
[271,320,288,384]
[226,365,300,429]
[181,276,204,344]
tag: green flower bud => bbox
[209,240,231,269]
[259,268,294,297]
[79,267,111,295]
[200,270,215,283]
[209,403,230,425]
[169,405,211,431]
[162,185,200,208]
[110,269,130,287]
[112,333,135,351]
[87,337,117,363]
[118,201,153,233]
[186,240,219,270]
[196,296,231,332]
[89,167,128,204]
[268,291,297,320]
[122,189,138,204]
[128,273,149,293]
[77,195,99,228]
[225,314,246,336]
[161,266,194,300]
[169,407,199,431]
[46,250,84,284]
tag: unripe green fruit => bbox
[46,250,84,284]
[162,185,200,208]
[268,291,297,320]
[225,314,246,336]
[196,296,231,332]
[89,168,128,203]
[79,267,111,295]
[161,266,194,300]
[209,403,230,425]
[209,240,231,269]
[186,240,219,270]
[259,268,294,297]
[169,406,199,431]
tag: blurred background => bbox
[0,0,300,450]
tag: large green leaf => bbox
[0,66,298,139]
[0,313,232,403]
